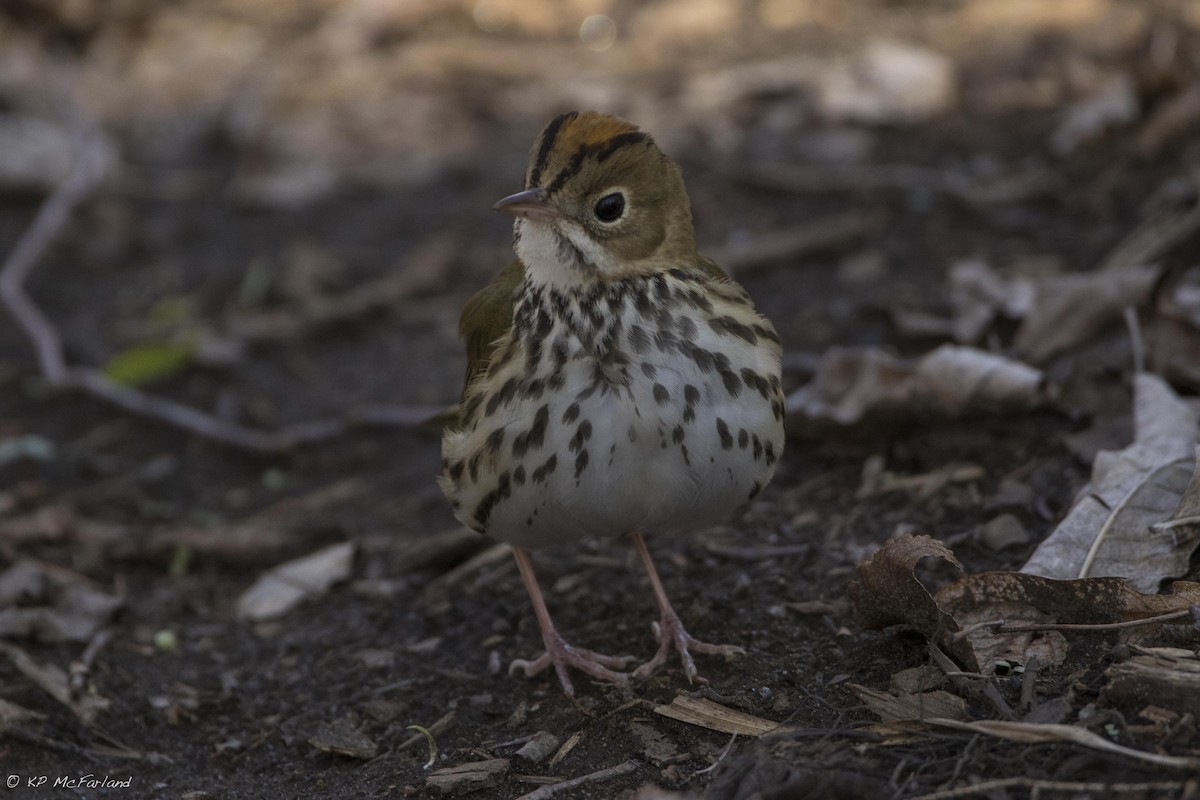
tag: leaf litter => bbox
[0,559,123,642]
[5,0,1200,796]
[850,533,1200,770]
[786,344,1054,438]
[235,541,356,621]
[1023,372,1200,591]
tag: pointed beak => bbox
[493,187,558,221]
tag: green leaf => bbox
[102,342,194,387]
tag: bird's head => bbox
[495,111,698,287]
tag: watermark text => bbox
[7,775,133,790]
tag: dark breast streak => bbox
[454,267,782,537]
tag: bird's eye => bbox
[594,192,626,223]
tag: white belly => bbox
[443,322,783,549]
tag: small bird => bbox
[440,111,785,695]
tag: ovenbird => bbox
[439,111,785,695]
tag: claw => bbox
[510,547,634,696]
[509,632,634,696]
[630,532,745,684]
[632,607,744,682]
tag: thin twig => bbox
[927,643,978,697]
[955,608,1191,636]
[514,760,638,800]
[69,629,112,695]
[948,619,1007,641]
[693,733,739,778]
[996,608,1192,633]
[68,370,306,451]
[1151,514,1200,531]
[0,134,107,387]
[925,717,1200,769]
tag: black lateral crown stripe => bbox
[545,146,588,194]
[544,131,651,194]
[593,131,649,163]
[528,111,578,189]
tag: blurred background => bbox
[2,0,1199,796]
[2,0,1194,441]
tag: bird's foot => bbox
[509,629,635,696]
[632,609,745,683]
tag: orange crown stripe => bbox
[555,112,640,151]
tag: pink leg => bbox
[508,547,633,696]
[630,532,745,683]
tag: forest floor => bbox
[1,1,1199,798]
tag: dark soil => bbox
[1,1,1198,798]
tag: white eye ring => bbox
[594,191,626,222]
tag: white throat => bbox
[514,218,621,291]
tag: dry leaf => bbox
[1023,373,1200,591]
[786,345,1052,437]
[848,534,961,638]
[895,266,1035,344]
[945,259,1034,343]
[949,574,1200,672]
[1152,448,1200,536]
[890,665,945,694]
[1017,195,1200,364]
[934,573,1075,670]
[309,714,378,759]
[852,534,1200,672]
[913,346,1050,415]
[1014,265,1161,364]
[515,731,561,765]
[786,346,911,434]
[0,560,123,643]
[236,541,356,621]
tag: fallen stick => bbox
[514,760,638,800]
